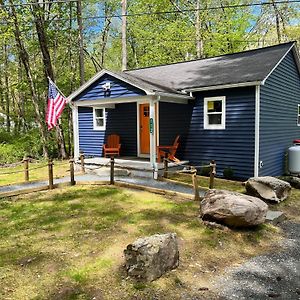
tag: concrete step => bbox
[75,159,189,179]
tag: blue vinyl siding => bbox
[159,102,193,158]
[259,51,300,176]
[74,74,145,102]
[78,103,137,157]
[106,103,137,156]
[78,107,105,156]
[184,87,256,179]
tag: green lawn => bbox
[0,185,284,300]
[169,173,245,193]
[0,161,72,187]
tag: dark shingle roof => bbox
[125,42,296,91]
[113,71,184,95]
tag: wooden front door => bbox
[139,104,150,154]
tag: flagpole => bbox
[47,76,67,99]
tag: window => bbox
[298,104,300,126]
[93,108,106,130]
[204,96,226,129]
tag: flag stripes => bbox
[46,80,66,130]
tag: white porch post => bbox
[72,105,80,160]
[149,98,157,172]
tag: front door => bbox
[139,104,150,154]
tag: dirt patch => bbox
[49,283,82,300]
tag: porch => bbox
[72,95,194,171]
[79,156,189,178]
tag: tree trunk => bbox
[18,57,26,132]
[4,43,10,132]
[272,0,281,43]
[195,0,203,59]
[68,1,74,157]
[31,3,54,80]
[100,2,112,68]
[121,0,127,71]
[31,1,67,159]
[7,0,49,158]
[77,0,85,84]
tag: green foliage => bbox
[199,162,211,177]
[0,129,58,163]
[0,0,299,163]
[223,167,234,179]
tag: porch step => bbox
[75,157,189,179]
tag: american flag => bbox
[46,80,66,130]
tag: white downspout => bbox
[254,85,260,177]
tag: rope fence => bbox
[0,152,216,200]
[0,163,48,176]
[77,153,216,200]
[0,158,73,189]
[159,157,217,199]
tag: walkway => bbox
[0,173,203,198]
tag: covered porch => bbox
[72,94,194,171]
[68,69,195,175]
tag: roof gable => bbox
[68,70,147,102]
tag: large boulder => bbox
[245,176,291,203]
[200,189,268,227]
[279,176,300,189]
[124,233,179,282]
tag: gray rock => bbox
[245,176,291,203]
[124,233,179,282]
[265,210,287,225]
[279,176,300,189]
[200,189,268,227]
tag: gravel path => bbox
[212,221,300,300]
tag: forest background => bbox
[0,0,299,163]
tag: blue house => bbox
[68,42,300,179]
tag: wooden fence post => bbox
[48,159,54,190]
[23,157,29,182]
[192,170,200,201]
[69,158,75,186]
[110,156,115,185]
[163,157,168,178]
[80,152,85,174]
[209,160,216,189]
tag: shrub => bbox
[223,167,234,179]
[199,162,211,177]
[0,129,56,164]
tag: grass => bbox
[0,184,291,300]
[169,173,245,193]
[169,174,300,222]
[0,160,72,187]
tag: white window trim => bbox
[297,104,300,126]
[93,107,106,130]
[204,96,226,130]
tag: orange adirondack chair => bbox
[103,134,121,157]
[157,135,180,163]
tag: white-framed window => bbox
[297,104,300,126]
[93,107,106,130]
[204,96,226,130]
